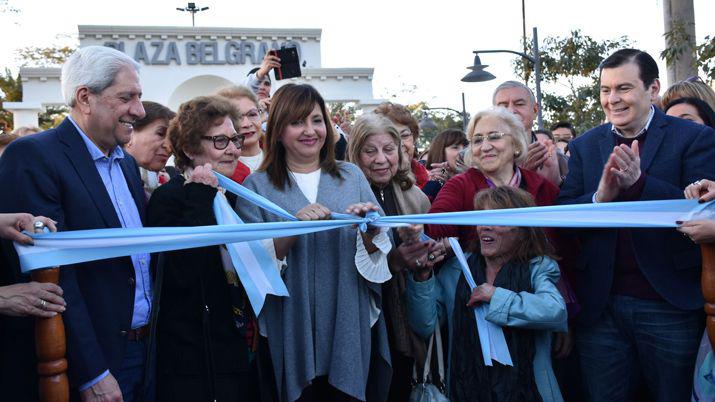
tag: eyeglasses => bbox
[472,132,507,145]
[685,76,704,83]
[201,134,244,150]
[399,129,413,140]
[241,109,261,123]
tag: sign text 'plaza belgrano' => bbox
[7,25,383,127]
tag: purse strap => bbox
[434,322,445,384]
[414,328,436,383]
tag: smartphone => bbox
[270,46,301,80]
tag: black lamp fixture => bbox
[461,54,496,83]
[418,112,439,132]
[176,2,209,26]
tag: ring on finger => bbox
[415,259,423,268]
[693,180,702,186]
[39,299,47,310]
[33,221,46,230]
[428,253,436,261]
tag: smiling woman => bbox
[238,84,394,402]
[124,101,176,197]
[407,186,567,402]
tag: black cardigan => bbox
[147,176,255,400]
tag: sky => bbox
[1,0,714,115]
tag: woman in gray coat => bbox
[238,84,393,402]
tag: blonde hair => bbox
[215,85,259,106]
[465,107,528,168]
[660,80,715,112]
[347,113,414,189]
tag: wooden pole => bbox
[31,224,68,402]
[702,243,715,351]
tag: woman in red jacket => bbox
[426,107,560,248]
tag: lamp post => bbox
[176,2,209,26]
[462,26,543,130]
[418,105,468,133]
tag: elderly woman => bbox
[422,128,468,202]
[426,107,560,248]
[374,102,430,188]
[216,85,266,183]
[347,113,445,401]
[408,186,567,402]
[238,84,392,402]
[124,101,176,198]
[147,96,267,402]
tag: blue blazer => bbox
[0,118,145,389]
[556,108,715,325]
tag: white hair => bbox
[61,46,140,107]
[465,106,529,166]
[492,80,536,106]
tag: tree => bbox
[409,102,466,153]
[661,25,715,84]
[514,30,631,134]
[15,45,76,67]
[0,68,22,132]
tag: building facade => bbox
[7,25,382,127]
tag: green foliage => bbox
[38,106,68,130]
[513,30,631,134]
[0,68,22,131]
[660,20,714,83]
[409,102,466,153]
[16,45,76,67]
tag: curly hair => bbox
[168,96,240,171]
[373,102,419,143]
[347,113,414,190]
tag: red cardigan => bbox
[425,167,560,248]
[412,159,429,189]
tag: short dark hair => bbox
[665,97,715,129]
[550,121,576,136]
[599,48,659,88]
[134,101,175,132]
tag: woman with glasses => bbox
[147,96,271,402]
[216,86,266,183]
[238,84,393,402]
[426,107,559,248]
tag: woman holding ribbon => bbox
[147,96,268,402]
[426,107,560,248]
[238,84,393,402]
[347,113,446,400]
[124,101,176,199]
[407,186,567,402]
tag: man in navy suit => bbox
[0,46,151,402]
[557,48,715,401]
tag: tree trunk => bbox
[663,0,697,85]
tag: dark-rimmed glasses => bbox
[201,135,244,150]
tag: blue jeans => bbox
[576,295,703,402]
[115,339,155,402]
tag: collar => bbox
[610,105,655,139]
[68,115,124,162]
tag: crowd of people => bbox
[0,43,715,402]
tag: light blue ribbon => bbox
[213,192,289,315]
[449,237,513,366]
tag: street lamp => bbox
[462,26,544,130]
[176,2,209,27]
[418,105,468,132]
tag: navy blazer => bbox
[557,108,715,325]
[0,118,145,389]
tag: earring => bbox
[514,150,521,157]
